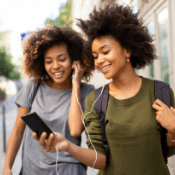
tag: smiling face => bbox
[44,44,72,89]
[92,35,131,80]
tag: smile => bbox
[54,72,64,76]
[101,65,111,72]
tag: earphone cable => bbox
[74,83,105,168]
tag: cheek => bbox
[65,62,72,73]
[94,59,98,67]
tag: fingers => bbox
[39,132,47,149]
[152,103,162,111]
[152,99,168,111]
[171,106,175,114]
[72,61,84,72]
[32,132,39,141]
[45,133,55,152]
[154,99,167,107]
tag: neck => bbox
[46,78,72,90]
[110,65,141,93]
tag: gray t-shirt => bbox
[14,80,95,175]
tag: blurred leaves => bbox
[45,0,72,28]
[0,46,21,80]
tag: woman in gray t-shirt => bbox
[3,25,95,175]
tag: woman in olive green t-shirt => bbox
[32,4,175,175]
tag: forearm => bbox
[67,141,106,169]
[69,84,84,137]
[3,131,23,172]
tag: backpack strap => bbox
[95,84,110,167]
[154,79,170,164]
[31,82,40,104]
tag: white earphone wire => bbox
[55,82,105,174]
[74,83,105,168]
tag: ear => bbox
[126,49,132,58]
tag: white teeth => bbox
[102,65,110,71]
[54,72,63,76]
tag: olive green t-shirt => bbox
[84,77,175,175]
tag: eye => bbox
[93,56,98,60]
[60,58,66,62]
[45,61,52,64]
[104,50,110,55]
[92,54,98,59]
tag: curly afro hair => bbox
[77,4,157,69]
[22,25,94,82]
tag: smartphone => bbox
[21,112,54,139]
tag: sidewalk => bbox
[0,96,22,175]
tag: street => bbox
[0,95,98,175]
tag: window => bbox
[146,20,154,79]
[158,7,169,83]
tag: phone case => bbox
[21,112,54,139]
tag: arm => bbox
[33,132,106,169]
[3,106,29,175]
[69,61,85,137]
[33,91,106,169]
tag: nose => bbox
[95,54,104,66]
[53,60,61,69]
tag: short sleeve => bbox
[83,91,105,155]
[81,83,95,110]
[14,80,38,110]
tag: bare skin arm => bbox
[3,106,29,175]
[152,99,175,147]
[32,132,106,170]
[69,61,85,137]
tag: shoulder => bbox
[141,76,154,87]
[22,79,39,89]
[81,83,95,90]
[81,83,95,96]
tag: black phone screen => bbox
[21,112,54,139]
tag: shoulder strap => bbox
[154,80,170,132]
[95,84,110,167]
[154,79,170,164]
[31,82,40,104]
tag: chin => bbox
[103,73,112,80]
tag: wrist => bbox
[72,82,81,89]
[167,127,175,135]
[66,141,74,153]
[166,132,175,142]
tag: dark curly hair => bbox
[22,25,94,82]
[77,4,157,69]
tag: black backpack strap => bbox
[154,80,170,164]
[95,84,110,167]
[32,82,40,104]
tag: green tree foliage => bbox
[45,0,72,28]
[0,47,21,80]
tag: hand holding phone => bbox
[21,112,54,139]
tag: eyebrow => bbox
[92,45,109,53]
[44,53,66,59]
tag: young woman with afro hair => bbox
[32,4,175,175]
[3,25,95,175]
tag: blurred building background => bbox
[72,0,175,174]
